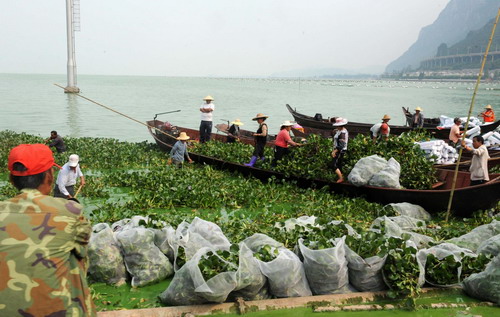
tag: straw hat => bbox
[485,104,492,109]
[281,120,294,127]
[382,114,391,121]
[231,119,244,126]
[252,113,269,121]
[203,95,214,101]
[415,107,422,111]
[332,117,348,126]
[176,132,190,140]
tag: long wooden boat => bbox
[147,119,500,217]
[150,119,275,147]
[402,107,500,132]
[287,104,500,139]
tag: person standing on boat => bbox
[227,119,243,143]
[45,130,66,153]
[462,136,490,186]
[371,115,391,141]
[169,132,193,167]
[245,113,269,167]
[479,105,495,123]
[54,154,85,199]
[272,120,302,167]
[410,107,425,129]
[331,117,348,183]
[199,95,215,143]
[449,118,463,148]
[0,144,95,316]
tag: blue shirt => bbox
[170,141,189,162]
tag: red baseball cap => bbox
[8,144,62,176]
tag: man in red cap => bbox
[0,144,95,316]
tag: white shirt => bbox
[370,123,382,137]
[470,145,490,181]
[200,103,215,121]
[56,163,83,196]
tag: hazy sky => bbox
[0,0,450,77]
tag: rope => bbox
[445,7,500,222]
[53,83,178,141]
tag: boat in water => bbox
[287,104,500,140]
[147,119,500,217]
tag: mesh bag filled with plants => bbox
[88,223,127,286]
[159,247,238,305]
[463,254,500,305]
[116,227,174,287]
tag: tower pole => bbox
[65,0,79,93]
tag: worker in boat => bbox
[54,154,86,199]
[271,120,302,167]
[45,130,67,153]
[449,117,463,148]
[199,95,215,143]
[169,132,193,168]
[479,105,495,123]
[410,107,425,129]
[331,117,349,183]
[462,135,490,186]
[370,115,391,141]
[245,113,269,167]
[227,119,243,143]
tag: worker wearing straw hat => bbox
[245,113,269,167]
[170,132,193,167]
[199,95,215,143]
[479,105,495,123]
[370,114,391,141]
[272,120,302,167]
[227,119,244,143]
[411,107,425,129]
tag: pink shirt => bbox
[449,125,461,143]
[275,129,292,148]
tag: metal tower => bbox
[64,0,80,93]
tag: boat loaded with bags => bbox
[287,104,500,140]
[147,119,500,217]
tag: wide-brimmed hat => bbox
[382,114,391,120]
[281,120,294,127]
[332,117,348,126]
[68,154,79,167]
[485,104,492,109]
[231,119,244,126]
[203,95,214,101]
[176,132,190,140]
[415,107,422,111]
[252,113,269,121]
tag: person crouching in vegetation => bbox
[245,113,269,167]
[462,135,490,186]
[169,132,193,168]
[271,120,302,167]
[331,117,348,183]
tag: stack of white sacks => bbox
[416,129,500,164]
[417,140,458,164]
[438,115,482,128]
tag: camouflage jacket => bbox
[0,189,96,317]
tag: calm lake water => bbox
[1,73,499,142]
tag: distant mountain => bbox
[270,65,385,78]
[385,0,499,73]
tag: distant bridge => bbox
[420,51,500,70]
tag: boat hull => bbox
[147,120,500,217]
